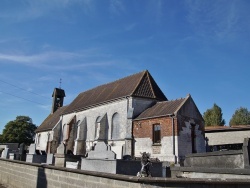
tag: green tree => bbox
[229,107,250,126]
[203,103,225,126]
[1,116,37,144]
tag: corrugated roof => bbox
[36,106,68,133]
[64,70,167,114]
[205,125,250,132]
[135,97,186,120]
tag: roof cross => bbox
[59,78,62,89]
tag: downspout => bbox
[171,114,176,163]
[126,96,129,138]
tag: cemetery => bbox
[1,142,250,188]
[1,71,250,187]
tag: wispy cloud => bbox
[125,23,137,31]
[184,0,249,40]
[0,0,130,22]
[0,49,117,71]
[109,0,125,15]
[0,0,95,22]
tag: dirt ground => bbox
[0,184,6,188]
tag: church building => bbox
[35,70,205,163]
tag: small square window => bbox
[153,124,161,144]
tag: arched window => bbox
[111,113,120,140]
[95,116,102,139]
[62,124,67,142]
[74,120,80,140]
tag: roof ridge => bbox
[174,94,191,115]
[169,97,185,102]
[79,70,147,95]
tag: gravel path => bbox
[0,184,6,188]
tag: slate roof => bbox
[135,97,187,120]
[36,106,68,133]
[64,70,167,114]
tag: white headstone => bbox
[1,147,9,159]
[66,161,79,169]
[56,143,65,154]
[28,144,36,154]
[87,142,116,159]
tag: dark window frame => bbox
[153,124,161,144]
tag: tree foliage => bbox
[229,107,250,126]
[203,103,225,126]
[1,116,37,144]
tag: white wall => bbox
[35,131,53,151]
[134,136,178,162]
[206,130,250,146]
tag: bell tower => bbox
[51,88,65,114]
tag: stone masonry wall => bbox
[0,159,250,188]
[1,158,249,188]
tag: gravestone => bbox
[57,143,66,154]
[243,138,250,168]
[1,146,9,159]
[66,161,79,169]
[81,141,116,173]
[9,153,15,160]
[46,154,55,165]
[26,144,46,164]
[87,142,116,159]
[54,143,81,168]
[19,143,26,161]
[29,144,36,154]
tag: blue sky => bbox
[0,0,250,132]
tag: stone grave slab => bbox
[87,142,116,159]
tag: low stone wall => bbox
[1,158,250,188]
[116,159,163,177]
[81,158,164,177]
[171,166,250,180]
[184,150,244,169]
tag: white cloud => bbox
[0,49,117,71]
